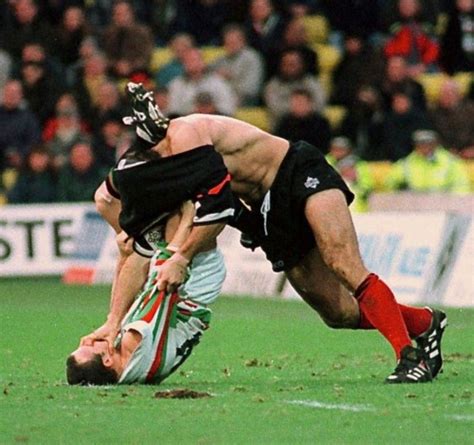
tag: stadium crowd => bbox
[0,0,473,207]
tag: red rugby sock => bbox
[397,304,432,338]
[358,302,433,338]
[355,273,412,359]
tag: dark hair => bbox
[66,353,119,385]
[291,88,313,100]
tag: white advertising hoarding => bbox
[283,212,455,305]
[0,203,95,275]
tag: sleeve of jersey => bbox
[105,171,121,200]
[193,172,235,225]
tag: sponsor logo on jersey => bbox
[304,176,320,189]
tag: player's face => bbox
[72,340,111,365]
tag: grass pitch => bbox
[0,278,473,444]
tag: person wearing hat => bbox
[326,137,375,212]
[386,129,470,193]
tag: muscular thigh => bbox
[304,189,368,291]
[286,245,359,328]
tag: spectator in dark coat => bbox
[102,0,154,79]
[274,88,331,153]
[0,0,55,61]
[339,85,387,161]
[57,141,106,202]
[245,0,288,63]
[381,56,427,111]
[0,80,41,172]
[331,34,385,107]
[381,91,432,161]
[439,0,474,74]
[7,145,57,203]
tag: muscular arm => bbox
[157,222,224,292]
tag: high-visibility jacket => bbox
[326,155,375,212]
[385,147,470,194]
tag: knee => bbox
[320,306,359,329]
[322,314,356,329]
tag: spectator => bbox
[71,52,110,117]
[89,81,126,136]
[245,0,287,61]
[7,145,57,203]
[326,136,375,212]
[57,141,105,202]
[20,60,61,124]
[339,85,386,161]
[94,114,132,169]
[321,0,380,45]
[439,0,474,74]
[0,50,12,93]
[55,6,93,70]
[386,129,470,193]
[154,86,171,116]
[0,80,41,172]
[331,33,385,107]
[19,42,64,88]
[102,0,154,79]
[264,49,326,122]
[384,0,439,77]
[381,56,427,111]
[42,93,91,141]
[382,91,431,161]
[429,79,474,157]
[274,88,331,153]
[269,16,319,78]
[155,33,195,88]
[66,36,101,87]
[193,92,221,115]
[168,48,238,116]
[0,0,55,61]
[212,24,264,106]
[170,0,230,46]
[45,94,91,169]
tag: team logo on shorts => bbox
[304,176,320,189]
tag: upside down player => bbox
[66,201,226,385]
[89,82,447,384]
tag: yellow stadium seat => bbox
[323,105,347,130]
[313,44,341,75]
[303,15,329,44]
[201,46,226,65]
[454,72,473,98]
[416,72,448,106]
[367,161,393,192]
[234,107,270,132]
[150,47,173,72]
[466,160,474,191]
[2,168,18,191]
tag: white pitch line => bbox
[445,414,474,422]
[286,400,375,412]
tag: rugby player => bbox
[66,201,226,385]
[90,82,447,384]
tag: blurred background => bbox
[0,0,472,306]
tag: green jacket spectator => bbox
[386,130,470,194]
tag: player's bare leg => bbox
[291,189,432,382]
[285,246,360,329]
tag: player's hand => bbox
[116,231,134,258]
[157,253,189,293]
[80,322,120,354]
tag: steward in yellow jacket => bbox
[386,130,470,194]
